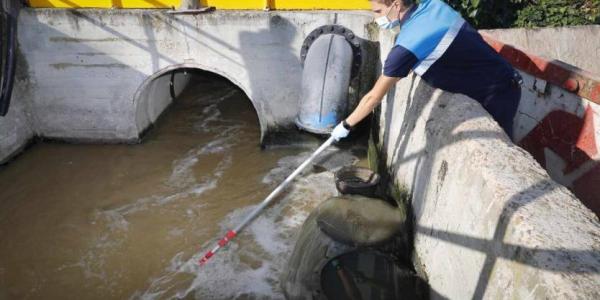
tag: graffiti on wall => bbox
[517,103,600,215]
[482,33,600,217]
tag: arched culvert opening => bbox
[134,66,264,143]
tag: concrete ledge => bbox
[479,28,600,216]
[374,72,600,299]
[372,28,600,299]
[481,25,600,74]
[481,33,600,104]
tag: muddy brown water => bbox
[0,73,366,299]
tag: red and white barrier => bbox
[482,34,600,216]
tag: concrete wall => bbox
[28,0,373,10]
[374,31,600,299]
[478,26,600,215]
[0,55,35,164]
[0,90,34,164]
[135,68,191,134]
[12,9,374,153]
[513,71,600,215]
[481,25,600,74]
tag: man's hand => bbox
[331,121,350,141]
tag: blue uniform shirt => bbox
[383,0,515,101]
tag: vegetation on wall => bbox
[444,0,600,29]
[514,0,600,27]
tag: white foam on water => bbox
[192,92,242,135]
[167,228,185,238]
[56,232,126,293]
[80,100,244,291]
[261,146,359,185]
[261,151,312,185]
[167,152,200,189]
[132,167,342,300]
[102,104,240,225]
[94,90,241,230]
[167,89,242,190]
[168,130,236,190]
[193,105,222,133]
[94,176,219,229]
[72,87,361,299]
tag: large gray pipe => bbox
[296,34,354,134]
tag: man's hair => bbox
[401,0,414,7]
[375,0,414,7]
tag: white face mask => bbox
[375,3,401,30]
[375,16,400,29]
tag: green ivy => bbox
[514,0,600,27]
[445,0,525,28]
[440,0,600,28]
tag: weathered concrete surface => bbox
[283,206,355,300]
[0,74,34,164]
[375,31,600,299]
[283,195,412,300]
[481,25,600,74]
[481,32,600,105]
[14,9,374,150]
[135,68,191,133]
[315,195,406,247]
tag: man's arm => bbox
[330,45,414,141]
[345,75,400,127]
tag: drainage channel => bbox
[0,70,366,299]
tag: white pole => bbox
[199,136,336,266]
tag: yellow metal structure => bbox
[28,0,178,8]
[28,0,371,9]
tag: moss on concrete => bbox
[389,182,411,207]
[410,251,430,296]
[367,134,380,173]
[365,21,380,41]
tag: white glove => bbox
[331,121,351,141]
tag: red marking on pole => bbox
[480,33,600,104]
[198,231,236,266]
[199,251,214,266]
[217,230,237,247]
[226,230,237,239]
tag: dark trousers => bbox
[476,77,522,139]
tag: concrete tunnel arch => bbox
[133,63,267,142]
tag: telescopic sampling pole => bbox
[198,136,336,266]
